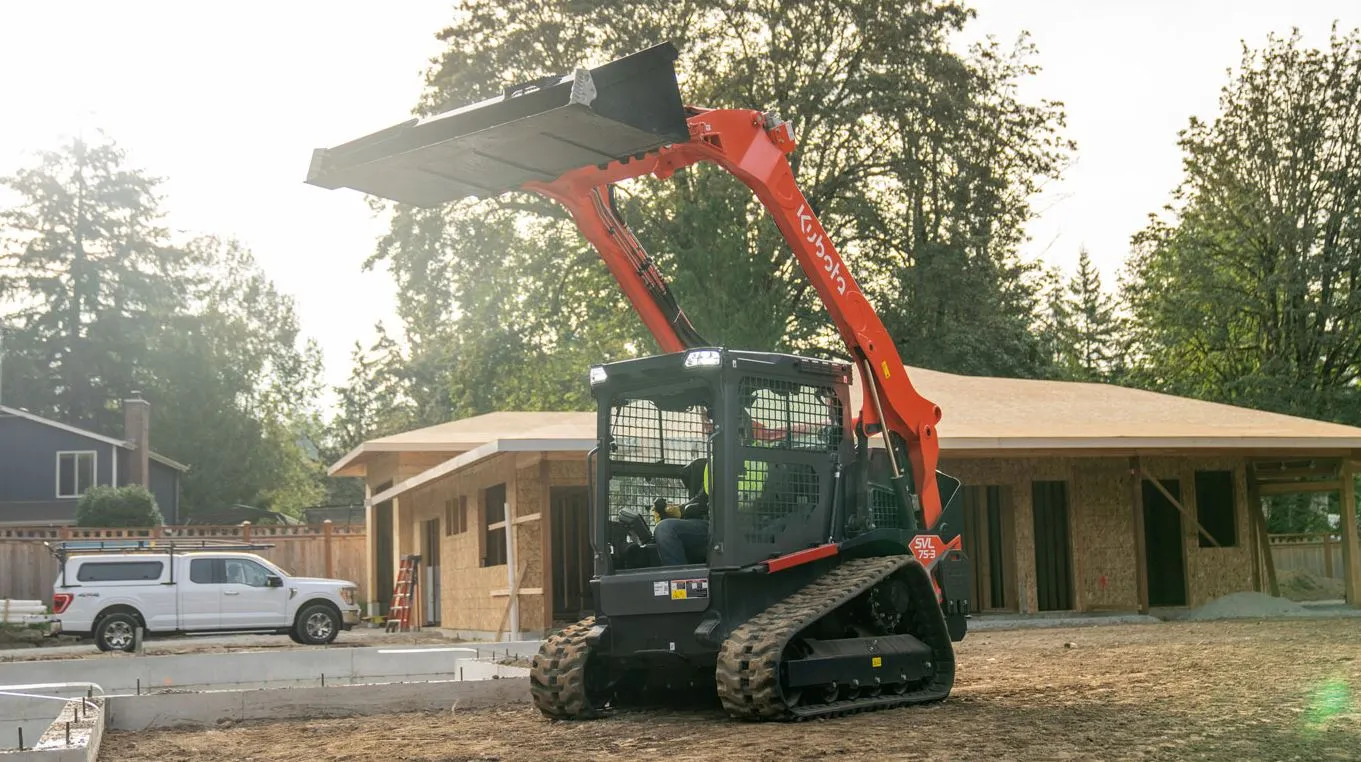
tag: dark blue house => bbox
[0,397,187,525]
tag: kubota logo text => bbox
[797,204,847,296]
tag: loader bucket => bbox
[305,42,690,206]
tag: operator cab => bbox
[589,348,853,574]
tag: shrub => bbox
[75,485,164,527]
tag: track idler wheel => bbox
[530,617,610,720]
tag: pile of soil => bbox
[1278,567,1347,602]
[1181,591,1307,621]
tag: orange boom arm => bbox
[525,108,945,531]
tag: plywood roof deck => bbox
[335,365,1361,482]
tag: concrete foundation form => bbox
[106,676,529,731]
[0,696,103,762]
[0,645,506,696]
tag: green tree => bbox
[142,237,327,516]
[76,485,163,527]
[1048,248,1122,381]
[0,135,186,432]
[366,0,1071,426]
[1,140,327,518]
[1124,27,1361,423]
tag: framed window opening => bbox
[483,484,508,567]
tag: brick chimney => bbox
[123,393,151,487]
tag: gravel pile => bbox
[1181,591,1308,621]
[1277,568,1346,602]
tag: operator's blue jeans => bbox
[655,518,709,565]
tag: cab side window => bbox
[225,559,272,587]
[189,558,222,584]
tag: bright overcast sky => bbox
[1,1,1357,404]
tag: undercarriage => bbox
[532,555,955,721]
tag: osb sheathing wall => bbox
[388,453,590,635]
[944,457,1070,614]
[943,454,1254,613]
[1139,455,1254,608]
[422,454,521,634]
[364,452,455,599]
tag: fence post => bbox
[1324,533,1335,578]
[241,521,252,544]
[59,525,72,540]
[324,520,334,579]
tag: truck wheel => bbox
[294,603,340,645]
[94,612,139,653]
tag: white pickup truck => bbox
[50,542,361,652]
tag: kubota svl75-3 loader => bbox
[307,42,971,721]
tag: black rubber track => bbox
[715,555,956,721]
[530,617,602,719]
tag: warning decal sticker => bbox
[670,578,709,600]
[653,581,669,597]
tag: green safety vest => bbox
[701,455,769,504]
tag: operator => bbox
[653,406,775,566]
[653,459,711,566]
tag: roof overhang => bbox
[367,433,1361,507]
[369,437,595,505]
[328,441,480,477]
[935,436,1361,455]
[149,452,191,472]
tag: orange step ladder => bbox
[385,554,421,632]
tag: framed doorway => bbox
[1142,478,1187,606]
[372,481,393,615]
[550,486,592,622]
[961,485,1017,612]
[421,517,441,625]
[1032,480,1075,611]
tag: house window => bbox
[445,495,469,536]
[1195,470,1237,547]
[482,483,508,567]
[56,451,97,498]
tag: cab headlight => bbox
[684,349,721,368]
[340,587,356,605]
[589,366,608,385]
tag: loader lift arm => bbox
[305,43,945,534]
[525,107,945,531]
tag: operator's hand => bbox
[651,497,682,523]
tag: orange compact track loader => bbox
[308,42,971,721]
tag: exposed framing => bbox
[1139,467,1221,548]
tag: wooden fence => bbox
[0,523,367,605]
[1269,532,1345,579]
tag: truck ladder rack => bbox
[45,539,278,587]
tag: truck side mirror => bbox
[266,575,283,588]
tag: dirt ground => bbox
[104,619,1361,761]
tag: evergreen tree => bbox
[0,139,326,517]
[1063,248,1122,380]
[0,136,187,432]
